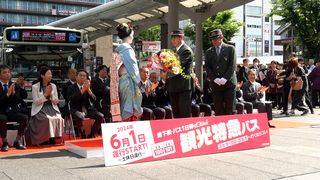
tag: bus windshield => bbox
[1,26,87,99]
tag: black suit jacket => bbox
[166,43,194,93]
[0,81,25,114]
[61,80,73,103]
[67,83,96,114]
[155,80,170,106]
[205,42,237,90]
[139,80,157,109]
[91,77,110,111]
[242,81,264,102]
[238,66,249,83]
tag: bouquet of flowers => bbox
[148,49,185,76]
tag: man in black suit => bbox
[61,68,77,117]
[139,67,166,120]
[61,68,77,104]
[238,58,250,83]
[205,29,237,115]
[155,70,173,119]
[166,29,194,118]
[67,69,104,138]
[242,69,275,128]
[0,65,28,151]
[91,65,111,123]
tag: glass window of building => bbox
[246,5,261,17]
[0,13,7,22]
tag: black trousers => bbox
[292,90,308,112]
[169,91,192,118]
[0,111,28,139]
[236,101,253,114]
[141,107,166,120]
[312,89,320,107]
[282,84,291,112]
[73,110,104,136]
[250,101,273,120]
[212,88,236,116]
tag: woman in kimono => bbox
[27,66,64,145]
[116,23,143,121]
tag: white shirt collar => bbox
[69,80,76,84]
[99,77,107,82]
[77,83,82,90]
[176,42,184,52]
[215,43,223,49]
[0,81,8,86]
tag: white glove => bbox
[219,78,227,85]
[214,78,221,86]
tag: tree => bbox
[136,25,160,41]
[184,10,242,51]
[271,0,320,60]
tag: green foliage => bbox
[184,10,242,51]
[271,0,320,59]
[136,25,161,41]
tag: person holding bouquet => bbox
[166,29,194,118]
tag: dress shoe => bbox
[268,122,276,128]
[301,110,309,116]
[13,140,26,150]
[1,142,9,152]
[280,111,289,116]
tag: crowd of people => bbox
[1,25,319,152]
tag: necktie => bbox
[216,47,220,56]
[103,79,107,84]
[3,84,8,93]
[145,83,149,97]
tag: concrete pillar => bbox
[167,0,179,48]
[95,35,113,66]
[195,15,203,89]
[160,23,168,49]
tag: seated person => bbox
[155,70,173,119]
[139,67,166,120]
[91,65,111,123]
[192,75,212,117]
[236,81,253,114]
[27,66,64,145]
[0,65,28,151]
[242,69,275,128]
[61,68,77,109]
[68,69,104,138]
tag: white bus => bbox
[0,26,87,97]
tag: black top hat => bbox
[171,29,184,36]
[209,29,223,39]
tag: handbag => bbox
[291,79,303,91]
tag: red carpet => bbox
[0,134,103,156]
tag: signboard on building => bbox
[102,113,270,167]
[142,41,161,53]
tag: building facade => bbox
[231,0,283,59]
[0,0,110,35]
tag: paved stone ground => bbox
[1,109,320,180]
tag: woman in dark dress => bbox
[287,58,309,116]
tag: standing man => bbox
[166,29,194,118]
[205,29,237,115]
